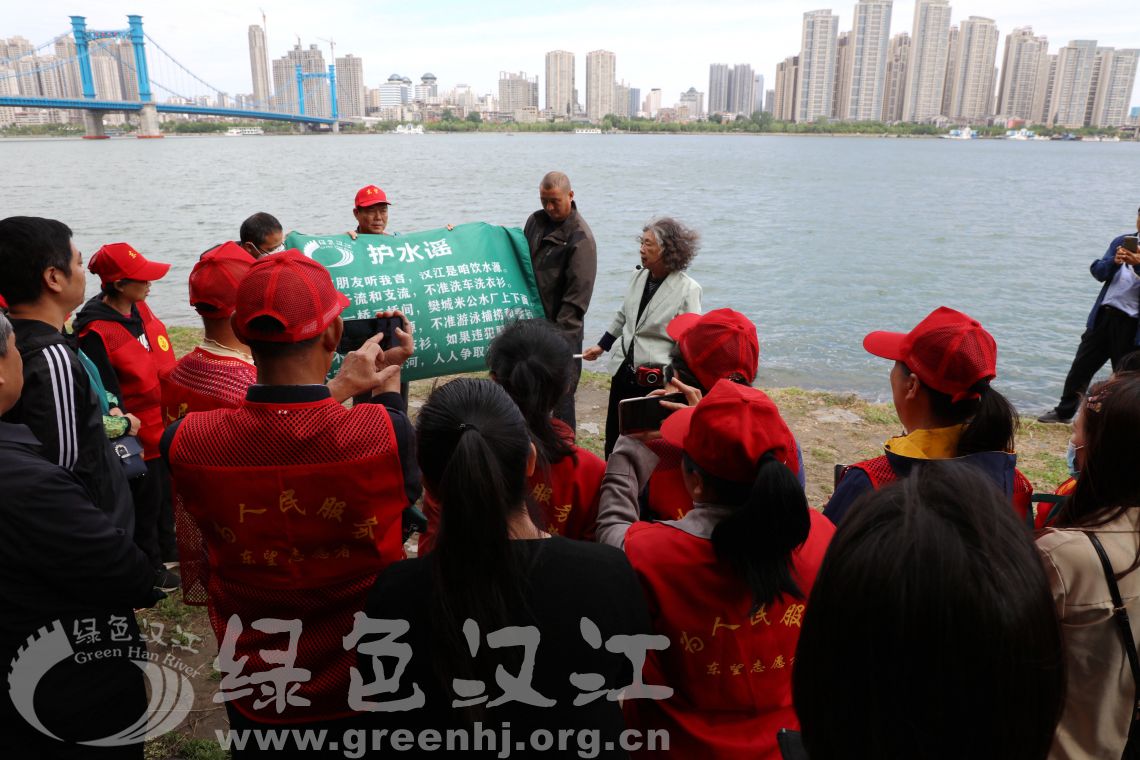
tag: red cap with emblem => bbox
[88,243,171,284]
[354,185,391,208]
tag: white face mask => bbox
[1066,440,1083,478]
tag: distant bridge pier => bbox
[82,110,108,139]
[137,103,162,138]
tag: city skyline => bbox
[7,1,1140,111]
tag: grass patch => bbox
[820,392,860,407]
[167,326,202,358]
[145,732,229,760]
[860,404,898,426]
[809,446,838,462]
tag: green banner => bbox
[285,223,545,381]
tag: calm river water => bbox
[3,132,1137,411]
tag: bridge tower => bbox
[68,15,161,138]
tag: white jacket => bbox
[606,268,702,374]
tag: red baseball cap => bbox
[667,309,760,391]
[232,249,350,343]
[661,379,799,482]
[88,243,171,284]
[354,185,391,208]
[863,306,997,403]
[189,242,256,318]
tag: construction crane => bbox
[318,36,336,63]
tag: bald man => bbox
[523,171,597,430]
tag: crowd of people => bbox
[0,192,1138,760]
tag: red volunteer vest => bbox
[418,421,605,554]
[160,347,258,424]
[847,455,1041,528]
[168,398,407,722]
[621,510,835,760]
[79,301,175,459]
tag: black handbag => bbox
[1085,531,1140,759]
[111,435,147,480]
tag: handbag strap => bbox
[1085,531,1140,729]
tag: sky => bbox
[8,1,1140,110]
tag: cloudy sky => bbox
[10,1,1140,109]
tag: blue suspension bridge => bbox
[0,15,344,138]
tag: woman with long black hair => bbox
[596,380,834,759]
[362,378,651,756]
[1037,370,1140,760]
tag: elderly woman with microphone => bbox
[582,217,702,458]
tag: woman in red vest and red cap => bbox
[822,306,1037,527]
[75,242,178,588]
[596,380,835,759]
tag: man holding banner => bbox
[524,171,597,430]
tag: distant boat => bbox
[393,124,424,135]
[574,128,602,134]
[942,126,976,140]
[225,127,264,136]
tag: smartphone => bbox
[1123,236,1139,254]
[776,729,809,760]
[619,393,686,435]
[337,316,402,355]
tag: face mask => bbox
[1066,441,1081,479]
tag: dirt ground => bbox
[143,330,1074,758]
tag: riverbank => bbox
[140,326,1073,758]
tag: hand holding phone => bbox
[619,392,686,435]
[337,316,402,356]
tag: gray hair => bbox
[643,217,700,273]
[0,312,11,357]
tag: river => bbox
[3,131,1137,412]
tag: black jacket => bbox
[0,421,159,752]
[3,319,135,533]
[524,203,597,345]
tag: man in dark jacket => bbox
[1038,207,1140,423]
[0,216,135,536]
[524,171,597,429]
[0,310,162,758]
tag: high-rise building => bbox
[941,25,959,118]
[414,73,438,102]
[753,75,764,116]
[834,31,852,118]
[248,24,271,109]
[586,50,616,121]
[272,44,330,116]
[839,0,893,121]
[53,37,82,99]
[613,81,630,118]
[902,0,953,122]
[797,9,839,122]
[545,50,575,118]
[996,27,1049,121]
[774,55,800,121]
[708,63,731,114]
[644,87,662,117]
[948,16,999,121]
[90,54,123,101]
[498,71,538,114]
[378,74,411,108]
[679,87,704,118]
[1049,40,1098,127]
[1031,53,1059,124]
[881,32,911,121]
[730,63,756,115]
[764,88,776,113]
[1089,48,1139,127]
[629,87,641,117]
[335,54,366,118]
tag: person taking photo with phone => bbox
[1039,205,1140,424]
[582,217,701,458]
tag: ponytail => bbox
[690,453,812,613]
[416,379,531,702]
[902,366,1017,456]
[487,319,575,466]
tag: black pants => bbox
[129,458,164,569]
[1055,305,1139,418]
[552,357,583,432]
[604,362,647,458]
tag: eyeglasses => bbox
[258,243,286,256]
